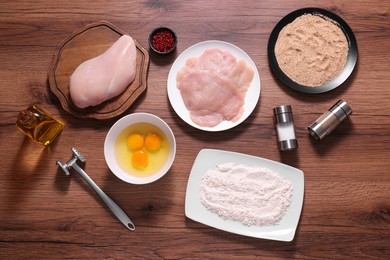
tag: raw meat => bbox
[69,35,137,108]
[176,48,254,127]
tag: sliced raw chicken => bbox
[176,48,254,127]
[69,35,137,108]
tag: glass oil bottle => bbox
[16,105,64,146]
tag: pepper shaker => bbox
[308,100,352,140]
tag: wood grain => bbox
[0,0,389,259]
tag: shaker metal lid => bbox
[280,139,298,151]
[330,100,353,121]
[274,105,294,123]
[274,105,292,114]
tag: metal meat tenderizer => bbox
[57,147,135,231]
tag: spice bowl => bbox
[104,113,176,185]
[148,27,177,54]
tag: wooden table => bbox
[1,1,389,259]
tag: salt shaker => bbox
[273,105,298,151]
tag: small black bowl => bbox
[148,27,177,55]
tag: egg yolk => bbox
[131,149,148,169]
[127,133,144,150]
[144,133,162,152]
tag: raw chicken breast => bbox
[176,48,254,127]
[69,35,137,108]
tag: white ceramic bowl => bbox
[104,113,176,184]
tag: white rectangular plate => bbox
[185,149,304,241]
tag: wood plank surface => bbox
[0,0,389,259]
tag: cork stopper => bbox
[17,110,35,128]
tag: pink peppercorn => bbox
[151,30,175,53]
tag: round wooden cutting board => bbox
[48,21,150,119]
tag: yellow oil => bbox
[16,105,64,146]
[115,122,170,178]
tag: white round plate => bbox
[167,40,261,132]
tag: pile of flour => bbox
[200,163,293,226]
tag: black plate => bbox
[268,8,358,94]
